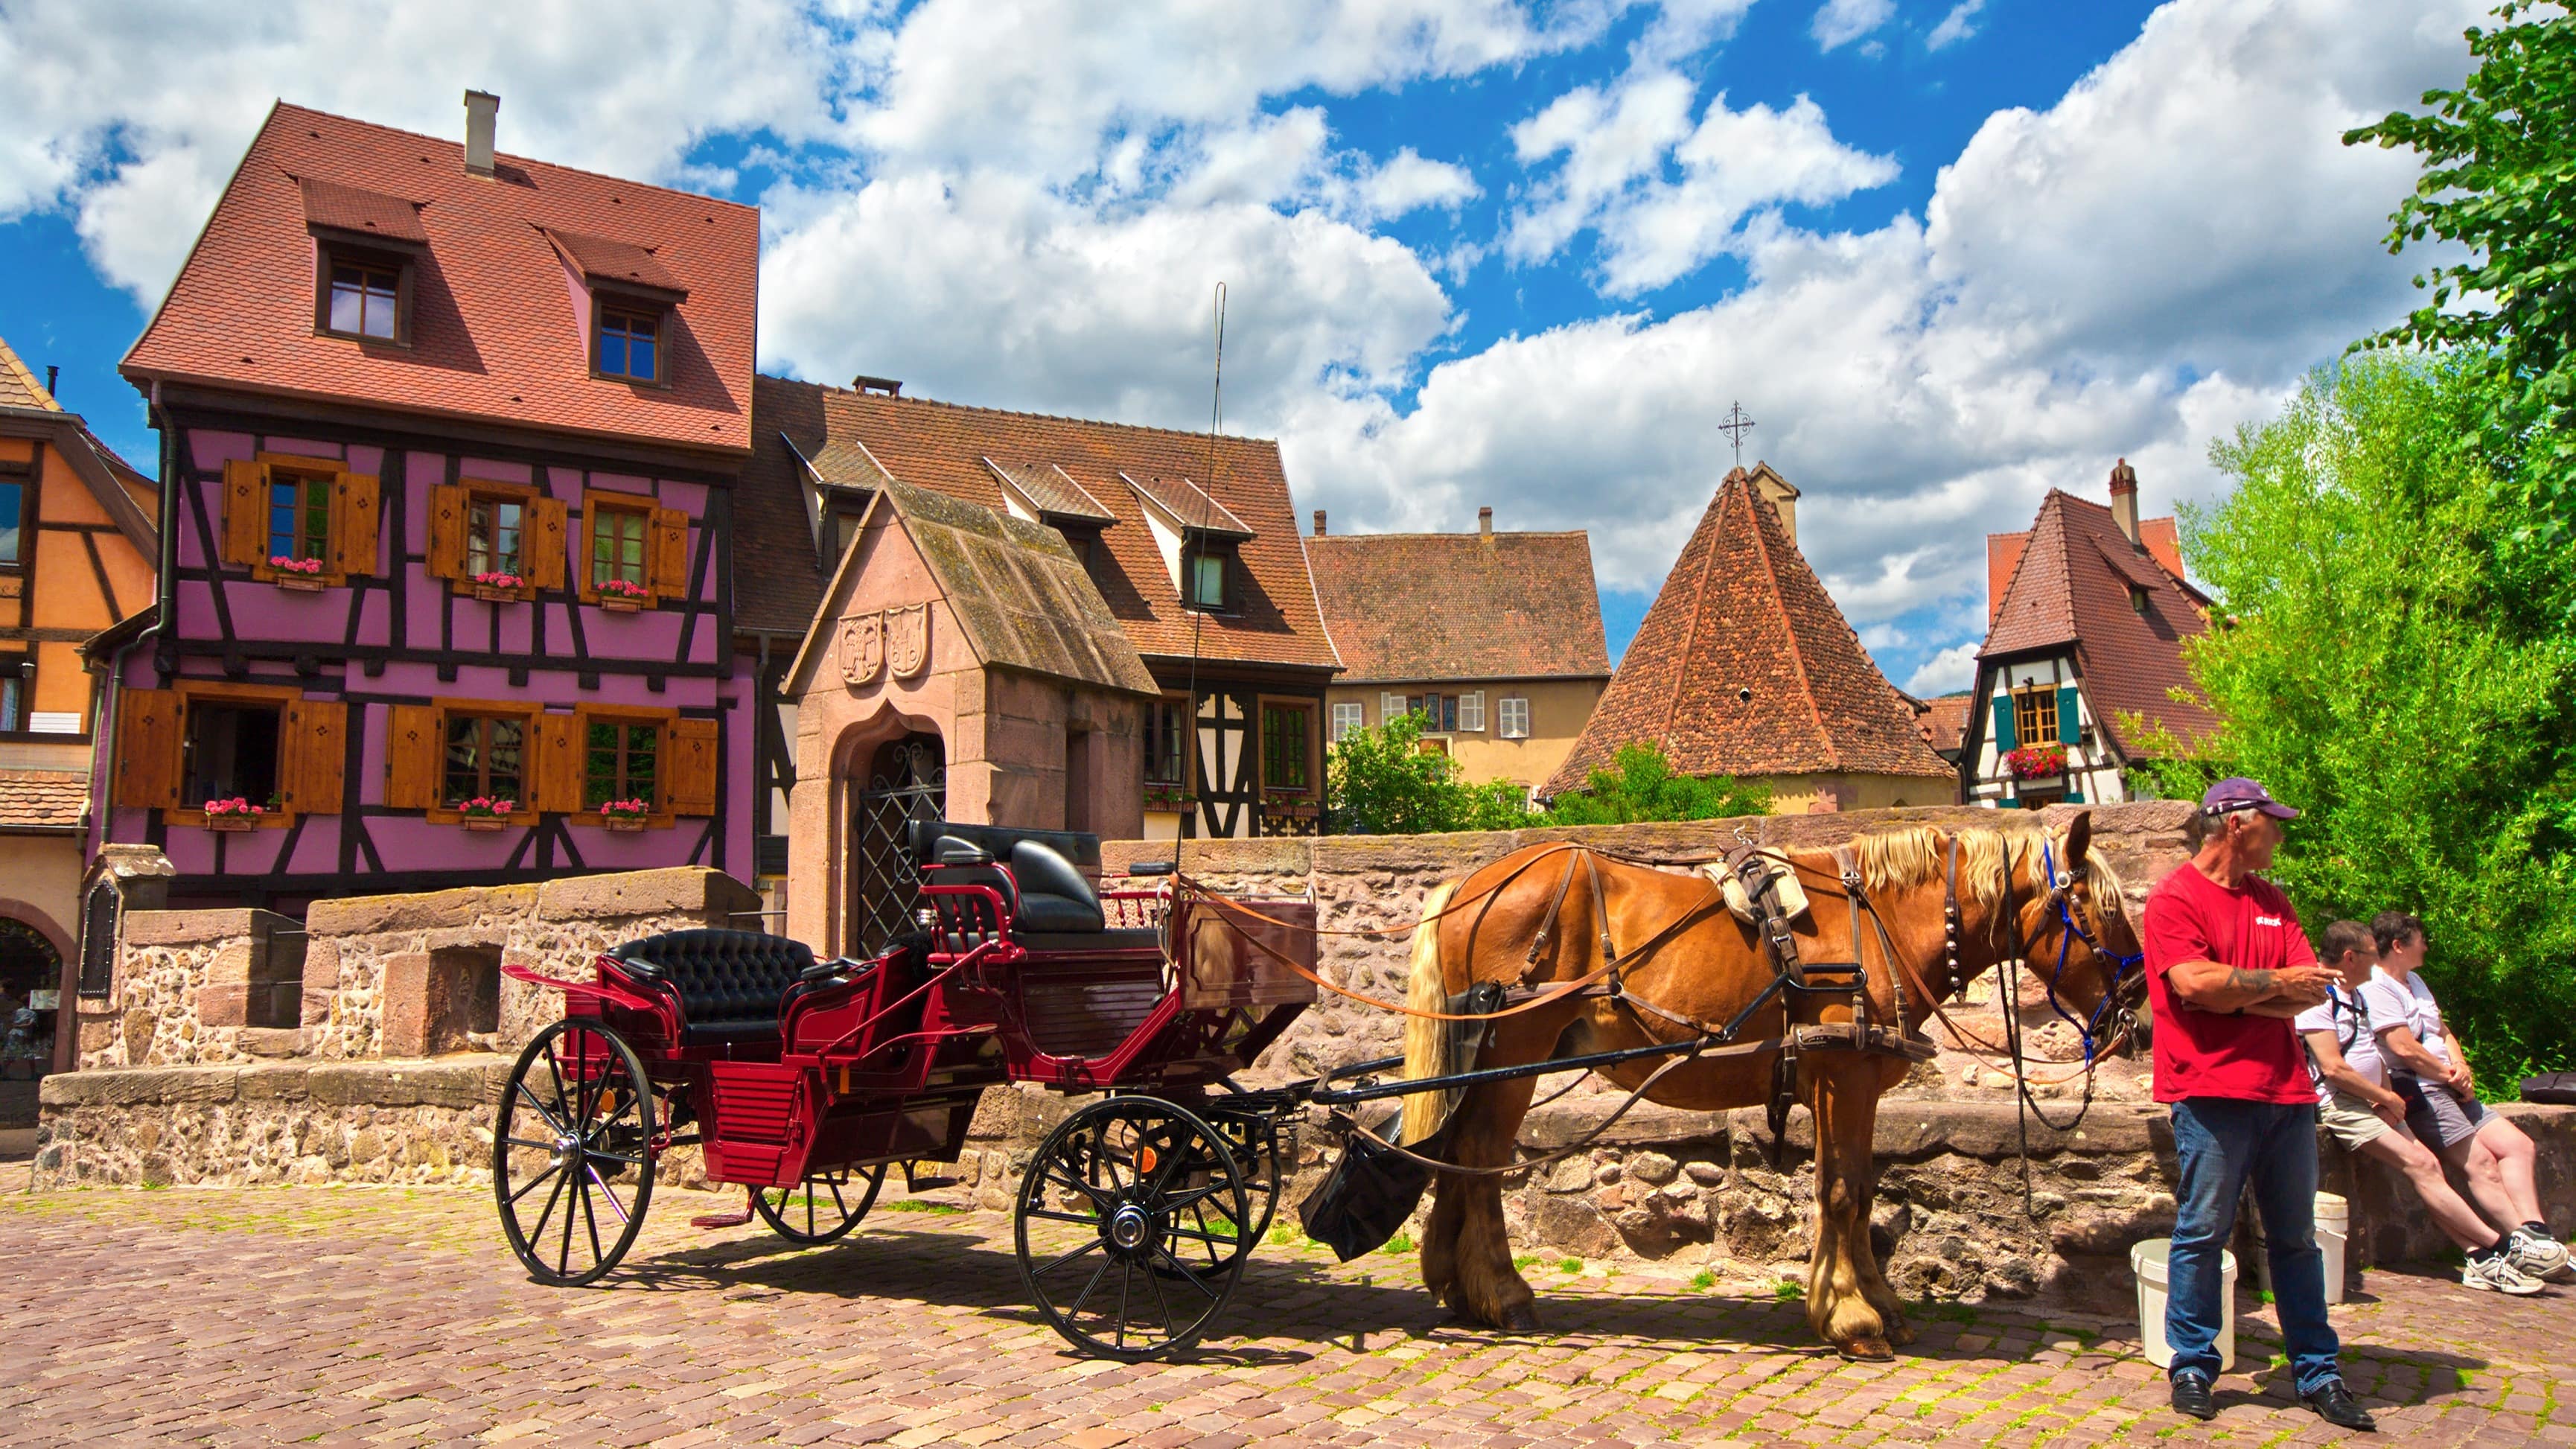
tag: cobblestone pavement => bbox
[3,1171,2571,1448]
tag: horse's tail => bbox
[1399,881,1460,1147]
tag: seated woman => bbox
[2359,911,2569,1284]
[2297,920,2542,1294]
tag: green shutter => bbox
[2057,684,2082,745]
[1992,695,2016,753]
[2064,792,2085,805]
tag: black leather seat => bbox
[908,820,1106,934]
[608,929,817,1045]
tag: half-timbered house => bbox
[1961,460,2217,808]
[101,95,759,913]
[0,340,159,1074]
[738,375,1341,866]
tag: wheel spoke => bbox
[1144,1255,1180,1341]
[1033,1237,1106,1278]
[1152,1244,1220,1302]
[527,1157,570,1261]
[513,1083,569,1139]
[502,1136,558,1153]
[578,1167,605,1268]
[1113,1260,1134,1350]
[506,1159,563,1207]
[1065,1255,1115,1319]
[1024,1207,1109,1227]
[584,1160,633,1225]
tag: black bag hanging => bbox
[1299,1109,1438,1262]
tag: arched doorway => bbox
[847,733,945,956]
[0,918,62,1080]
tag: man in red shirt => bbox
[2142,778,2371,1432]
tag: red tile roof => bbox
[1543,468,1951,797]
[0,334,60,413]
[0,770,88,831]
[1979,489,2221,752]
[738,375,1342,672]
[124,101,757,456]
[298,176,429,244]
[1919,694,1971,755]
[1306,529,1610,684]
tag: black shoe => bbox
[2170,1371,2217,1421]
[2301,1380,2376,1432]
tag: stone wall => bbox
[71,866,762,1069]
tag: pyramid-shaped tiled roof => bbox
[1542,467,1950,797]
[1980,489,2219,753]
[0,334,63,413]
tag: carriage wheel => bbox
[1015,1097,1250,1362]
[494,1020,657,1287]
[1190,1095,1285,1272]
[752,1163,890,1244]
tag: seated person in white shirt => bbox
[2297,920,2542,1294]
[2361,911,2569,1283]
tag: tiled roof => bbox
[0,334,60,413]
[1121,472,1254,539]
[738,375,1342,672]
[1919,695,1971,756]
[1306,529,1610,684]
[124,101,757,456]
[1543,468,1952,797]
[0,769,89,830]
[543,228,688,296]
[988,459,1115,524]
[298,176,429,244]
[1979,489,2221,753]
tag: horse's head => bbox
[2012,812,2148,1055]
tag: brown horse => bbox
[1394,812,2143,1359]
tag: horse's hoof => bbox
[1836,1336,1896,1362]
[1499,1302,1542,1333]
[1884,1317,1918,1348]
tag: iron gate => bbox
[847,733,946,956]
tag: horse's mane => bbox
[1803,822,2138,938]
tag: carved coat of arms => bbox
[887,604,930,678]
[838,611,884,686]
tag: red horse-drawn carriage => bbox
[494,820,1322,1360]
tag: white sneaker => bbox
[2506,1229,2572,1283]
[2463,1252,2548,1296]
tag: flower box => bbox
[461,816,508,832]
[600,594,645,614]
[2004,745,2069,782]
[471,585,518,602]
[274,575,327,593]
[205,815,258,832]
[602,817,646,832]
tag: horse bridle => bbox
[2033,839,2147,1065]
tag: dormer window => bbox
[299,176,427,347]
[597,306,660,382]
[1187,550,1228,610]
[327,259,403,340]
[544,228,687,389]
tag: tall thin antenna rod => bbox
[1181,283,1224,847]
[1718,401,1756,468]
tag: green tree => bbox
[1324,713,1534,835]
[1539,742,1771,825]
[2167,353,2576,1086]
[2344,1,2576,619]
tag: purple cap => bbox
[2202,777,2298,820]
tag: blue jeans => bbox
[2167,1098,2341,1392]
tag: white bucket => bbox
[2252,1193,2350,1305]
[2132,1238,2236,1372]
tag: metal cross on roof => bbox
[1717,401,1756,468]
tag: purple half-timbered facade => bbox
[103,96,759,911]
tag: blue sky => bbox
[0,0,2477,693]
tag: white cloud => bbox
[1925,0,1986,51]
[1354,150,1482,220]
[1508,74,1898,293]
[1811,0,1893,51]
[1904,643,1980,696]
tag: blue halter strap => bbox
[2038,840,2146,1063]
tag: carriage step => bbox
[688,1208,756,1230]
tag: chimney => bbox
[2108,457,2140,547]
[1312,509,1326,537]
[44,366,58,400]
[463,91,500,176]
[1477,506,1493,537]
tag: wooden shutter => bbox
[427,484,468,585]
[383,704,441,810]
[282,698,348,814]
[2056,684,2082,746]
[1991,695,2017,754]
[532,712,583,815]
[667,718,718,816]
[649,508,689,601]
[525,496,569,591]
[112,688,183,812]
[332,473,380,577]
[221,461,268,567]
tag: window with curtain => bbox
[590,504,648,589]
[1145,696,1189,786]
[267,472,332,564]
[467,494,524,577]
[1261,704,1310,793]
[584,719,660,808]
[443,713,526,805]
